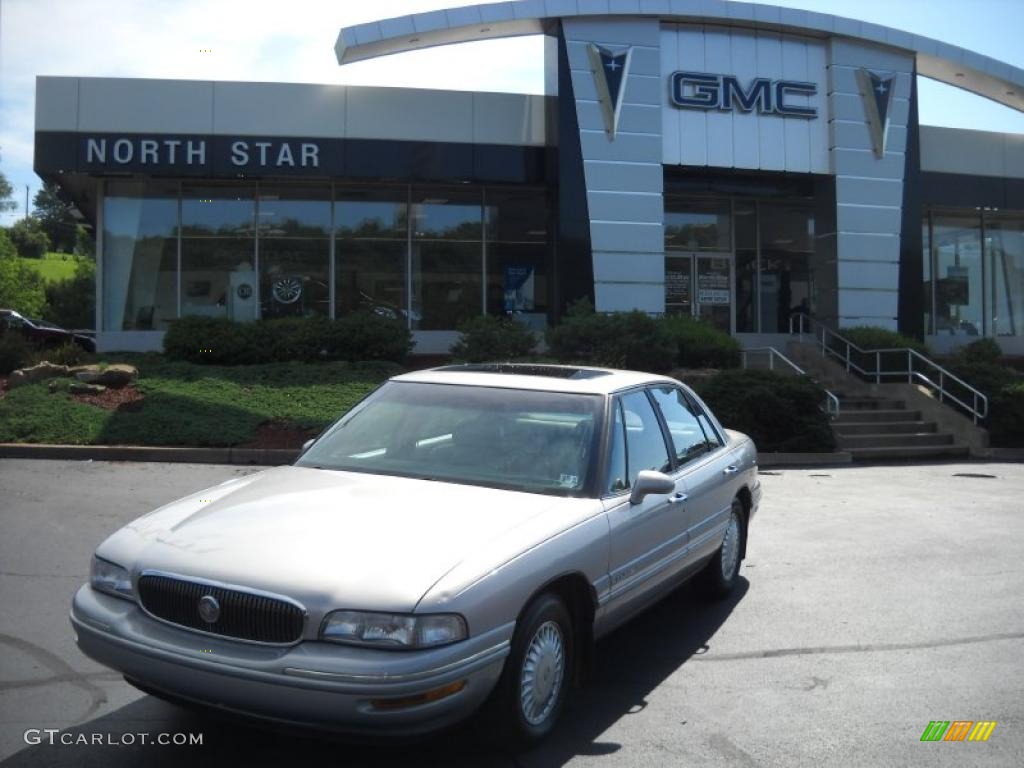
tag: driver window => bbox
[620,391,671,487]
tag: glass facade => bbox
[101,181,550,332]
[664,195,815,334]
[923,210,1024,338]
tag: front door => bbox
[665,252,734,334]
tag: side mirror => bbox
[629,470,675,505]
[300,439,315,454]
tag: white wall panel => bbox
[661,24,829,173]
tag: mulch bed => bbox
[70,385,145,412]
[238,421,319,450]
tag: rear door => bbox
[648,385,736,567]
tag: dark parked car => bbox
[0,309,96,353]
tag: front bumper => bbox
[70,585,511,735]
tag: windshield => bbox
[296,381,604,496]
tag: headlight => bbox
[320,611,467,649]
[90,556,135,600]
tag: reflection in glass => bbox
[932,214,983,337]
[410,187,483,330]
[664,198,731,251]
[758,201,814,333]
[180,185,256,322]
[922,219,932,334]
[258,186,330,318]
[734,201,757,333]
[987,216,1024,337]
[102,181,179,331]
[335,186,408,320]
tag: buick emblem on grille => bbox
[197,594,220,624]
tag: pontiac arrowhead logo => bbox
[856,69,896,158]
[587,43,632,139]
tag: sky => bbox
[2,0,1023,226]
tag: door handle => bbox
[668,492,688,504]
[722,465,739,476]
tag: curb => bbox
[757,451,853,467]
[982,448,1024,461]
[0,444,298,465]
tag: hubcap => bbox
[519,620,565,726]
[720,510,741,580]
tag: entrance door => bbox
[665,252,733,334]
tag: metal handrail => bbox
[740,346,841,418]
[789,313,989,423]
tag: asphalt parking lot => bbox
[1,458,1022,767]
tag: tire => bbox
[487,592,574,747]
[698,498,746,598]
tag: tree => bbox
[0,170,15,213]
[32,181,77,252]
[0,229,47,315]
[7,218,51,259]
[44,257,95,330]
[75,225,95,258]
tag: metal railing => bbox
[740,346,841,418]
[789,313,988,423]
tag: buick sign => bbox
[670,72,817,118]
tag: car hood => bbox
[97,466,583,614]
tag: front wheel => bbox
[699,498,745,598]
[487,593,574,747]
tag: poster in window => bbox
[504,264,535,312]
[666,268,691,306]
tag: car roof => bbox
[391,363,681,395]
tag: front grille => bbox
[137,574,305,644]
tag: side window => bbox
[606,400,628,494]
[649,386,710,465]
[620,391,671,487]
[688,397,724,449]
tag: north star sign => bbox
[670,72,818,118]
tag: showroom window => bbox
[101,181,179,331]
[257,186,330,318]
[484,188,550,330]
[410,186,484,331]
[923,210,1024,338]
[180,185,257,322]
[335,185,408,319]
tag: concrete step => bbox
[834,421,938,435]
[834,409,922,424]
[847,444,970,462]
[837,398,907,410]
[836,432,954,449]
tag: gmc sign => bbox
[670,72,818,118]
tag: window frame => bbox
[602,386,676,498]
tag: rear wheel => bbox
[487,592,573,747]
[699,498,745,597]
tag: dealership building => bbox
[33,0,1024,354]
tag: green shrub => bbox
[0,230,47,317]
[7,218,51,259]
[989,382,1024,448]
[43,258,95,331]
[546,299,674,373]
[0,332,33,375]
[451,315,537,362]
[959,337,1003,365]
[694,369,836,453]
[660,314,741,369]
[163,313,412,365]
[946,360,1020,402]
[840,326,930,356]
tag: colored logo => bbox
[587,43,632,139]
[920,721,997,742]
[856,69,896,158]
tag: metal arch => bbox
[335,1,1024,114]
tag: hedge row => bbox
[163,314,413,365]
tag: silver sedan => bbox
[71,364,761,745]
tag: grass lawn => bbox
[0,355,398,446]
[19,252,82,283]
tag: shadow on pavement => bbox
[2,579,748,768]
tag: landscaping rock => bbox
[48,380,59,393]
[8,362,71,388]
[73,364,138,389]
[70,382,107,395]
